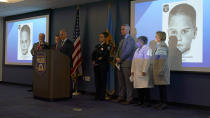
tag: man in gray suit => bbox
[115,24,135,104]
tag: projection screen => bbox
[130,0,210,72]
[5,15,49,65]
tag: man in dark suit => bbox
[59,29,74,98]
[115,24,135,104]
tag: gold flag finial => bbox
[108,0,111,8]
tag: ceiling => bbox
[0,0,103,17]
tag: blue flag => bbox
[106,5,116,96]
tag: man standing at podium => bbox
[59,29,74,98]
[29,33,48,92]
[31,33,48,58]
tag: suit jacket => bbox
[60,39,74,68]
[56,40,62,50]
[51,41,62,51]
[31,42,48,66]
[31,42,48,56]
[116,34,135,68]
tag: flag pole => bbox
[105,0,116,100]
[76,5,80,10]
[72,5,81,96]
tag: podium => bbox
[33,49,71,100]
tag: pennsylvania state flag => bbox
[106,3,116,96]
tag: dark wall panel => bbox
[3,66,33,85]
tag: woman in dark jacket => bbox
[92,32,110,100]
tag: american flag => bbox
[71,7,82,78]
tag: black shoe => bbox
[99,96,105,101]
[95,96,100,101]
[153,103,162,109]
[157,103,167,110]
[142,102,151,108]
[121,101,131,105]
[27,89,33,92]
[113,98,124,103]
[137,101,144,106]
[121,100,134,105]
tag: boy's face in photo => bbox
[168,14,197,53]
[20,30,30,55]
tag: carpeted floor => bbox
[0,84,210,118]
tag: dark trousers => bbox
[158,85,167,104]
[138,88,151,104]
[94,64,108,99]
[117,67,133,102]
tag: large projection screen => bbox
[5,15,49,66]
[131,0,210,72]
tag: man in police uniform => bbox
[92,32,110,100]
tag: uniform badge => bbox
[107,46,110,50]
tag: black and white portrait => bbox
[18,23,33,60]
[162,0,203,64]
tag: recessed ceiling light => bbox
[0,0,8,2]
[9,0,24,3]
[0,0,24,3]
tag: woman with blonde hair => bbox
[152,31,170,110]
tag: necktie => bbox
[62,41,64,47]
[117,39,124,57]
[38,44,41,51]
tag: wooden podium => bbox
[33,49,70,100]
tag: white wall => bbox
[0,17,3,81]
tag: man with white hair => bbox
[115,24,135,104]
